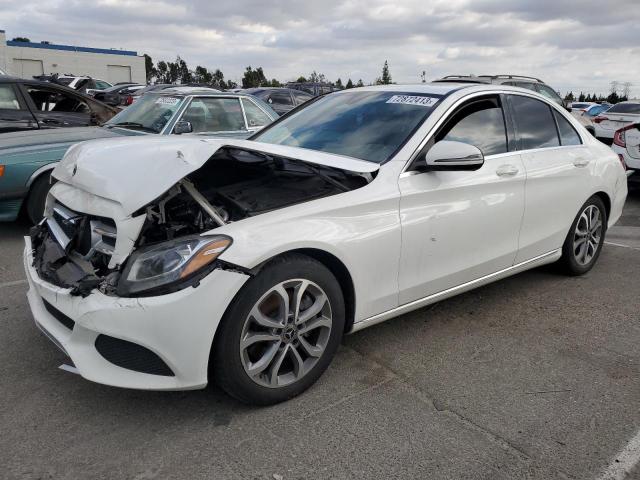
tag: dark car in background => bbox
[0,76,118,133]
[93,83,145,106]
[243,87,313,115]
[435,74,567,108]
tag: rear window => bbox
[606,103,640,114]
[571,103,591,109]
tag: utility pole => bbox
[610,81,619,95]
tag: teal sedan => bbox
[0,89,278,222]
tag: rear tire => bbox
[26,174,55,224]
[213,253,345,405]
[558,195,607,276]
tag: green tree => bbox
[296,76,307,83]
[346,78,354,89]
[308,71,326,83]
[11,37,30,42]
[143,54,155,83]
[564,91,574,102]
[335,78,343,89]
[356,79,364,87]
[176,56,192,84]
[156,61,169,83]
[242,66,268,88]
[193,66,213,84]
[376,60,392,85]
[578,92,585,102]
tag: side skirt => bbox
[349,249,561,333]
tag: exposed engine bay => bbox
[30,147,373,296]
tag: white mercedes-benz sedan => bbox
[24,83,628,404]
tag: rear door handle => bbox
[496,164,519,177]
[573,158,590,168]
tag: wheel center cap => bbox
[283,326,297,343]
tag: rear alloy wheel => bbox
[213,254,344,405]
[559,196,607,275]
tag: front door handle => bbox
[573,158,590,168]
[496,164,519,177]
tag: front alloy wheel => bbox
[240,279,332,388]
[213,254,345,405]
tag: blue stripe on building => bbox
[6,41,137,57]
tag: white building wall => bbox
[0,33,146,83]
[0,31,8,73]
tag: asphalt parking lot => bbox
[0,182,638,480]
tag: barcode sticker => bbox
[155,97,181,106]
[386,95,439,107]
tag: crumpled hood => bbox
[52,136,379,215]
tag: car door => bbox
[20,83,91,128]
[398,94,526,303]
[0,83,38,132]
[504,93,590,264]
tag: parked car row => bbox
[20,81,628,405]
[0,88,277,222]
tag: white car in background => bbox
[24,84,627,405]
[576,104,611,136]
[611,123,640,172]
[569,102,597,116]
[594,101,640,143]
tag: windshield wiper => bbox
[108,122,158,133]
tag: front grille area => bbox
[95,335,175,377]
[43,299,75,330]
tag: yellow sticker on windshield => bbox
[386,95,438,107]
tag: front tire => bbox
[213,254,345,405]
[26,174,55,224]
[558,195,607,275]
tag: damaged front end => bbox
[30,141,374,298]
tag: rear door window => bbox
[241,98,271,128]
[510,95,560,150]
[268,92,294,107]
[553,111,582,146]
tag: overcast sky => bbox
[1,0,638,95]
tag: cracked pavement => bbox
[0,182,639,480]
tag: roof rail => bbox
[478,74,544,82]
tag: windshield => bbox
[253,91,442,163]
[106,93,185,133]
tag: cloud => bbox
[0,0,637,95]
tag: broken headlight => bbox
[117,235,232,296]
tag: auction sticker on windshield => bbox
[386,95,439,107]
[155,97,181,106]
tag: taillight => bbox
[124,95,133,106]
[593,116,605,124]
[613,124,634,148]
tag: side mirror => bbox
[173,120,193,135]
[424,140,484,171]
